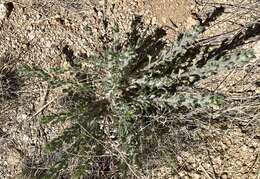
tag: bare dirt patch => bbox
[146,0,197,36]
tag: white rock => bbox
[253,40,260,59]
[0,4,7,20]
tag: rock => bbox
[0,3,8,20]
[192,173,201,179]
[0,2,14,20]
[253,40,260,59]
